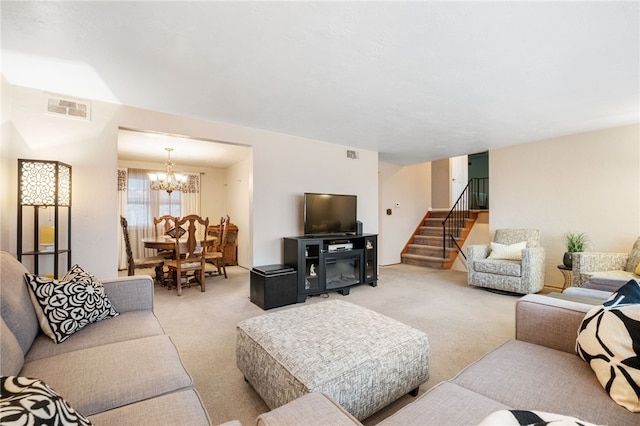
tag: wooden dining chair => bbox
[120,216,166,285]
[205,215,230,278]
[164,215,210,296]
[153,215,176,237]
[153,215,178,259]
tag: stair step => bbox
[407,245,457,259]
[419,227,444,236]
[425,209,450,218]
[401,253,447,268]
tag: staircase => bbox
[401,209,478,269]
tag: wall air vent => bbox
[346,149,359,160]
[45,96,91,121]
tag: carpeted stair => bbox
[401,209,476,269]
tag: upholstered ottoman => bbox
[236,300,430,420]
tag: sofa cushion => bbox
[0,251,41,356]
[576,279,640,412]
[587,269,639,284]
[25,310,165,363]
[488,241,527,261]
[380,382,510,426]
[24,265,119,344]
[19,335,194,416]
[451,340,636,426]
[0,376,92,426]
[87,389,210,426]
[474,259,522,277]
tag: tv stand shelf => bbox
[284,234,377,302]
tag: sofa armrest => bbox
[467,244,490,285]
[256,393,362,426]
[101,275,154,313]
[467,244,490,261]
[521,247,545,293]
[515,294,592,354]
[572,252,628,286]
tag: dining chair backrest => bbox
[218,215,230,253]
[172,215,210,258]
[120,216,135,276]
[153,215,176,237]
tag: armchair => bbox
[467,229,545,294]
[571,236,640,291]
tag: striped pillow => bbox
[479,409,597,425]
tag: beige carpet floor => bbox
[141,264,518,425]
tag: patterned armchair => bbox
[467,229,545,294]
[571,236,640,291]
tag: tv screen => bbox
[304,193,357,236]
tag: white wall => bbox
[251,138,379,267]
[490,124,640,289]
[1,82,379,278]
[378,161,432,265]
[4,83,121,279]
[225,154,252,267]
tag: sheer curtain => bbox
[180,173,201,216]
[117,168,128,270]
[119,168,183,262]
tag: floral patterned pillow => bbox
[24,264,118,344]
[0,376,92,425]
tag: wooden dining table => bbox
[141,236,217,254]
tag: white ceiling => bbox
[2,1,638,165]
[117,128,250,169]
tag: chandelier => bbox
[148,148,187,194]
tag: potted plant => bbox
[563,232,589,268]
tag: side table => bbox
[557,265,573,290]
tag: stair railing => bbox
[442,181,471,260]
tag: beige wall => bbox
[431,158,450,209]
[1,81,379,278]
[378,161,431,265]
[490,124,640,289]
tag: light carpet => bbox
[145,264,518,425]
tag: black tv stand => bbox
[283,234,378,303]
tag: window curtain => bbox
[180,173,201,216]
[117,168,128,270]
[127,168,170,259]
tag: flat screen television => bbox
[304,193,357,236]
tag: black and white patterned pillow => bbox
[24,264,119,344]
[576,279,640,412]
[0,376,92,425]
[478,409,597,425]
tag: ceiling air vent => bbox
[346,149,359,160]
[46,96,91,121]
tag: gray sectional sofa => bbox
[256,293,637,426]
[0,251,211,425]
